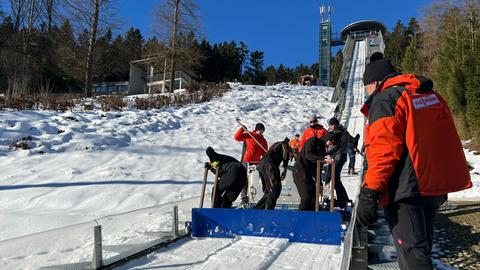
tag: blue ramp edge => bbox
[191,208,342,245]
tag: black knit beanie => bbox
[363,58,397,85]
[369,52,384,62]
[328,117,340,126]
[254,123,265,131]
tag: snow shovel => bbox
[191,207,342,245]
[210,167,220,208]
[329,160,336,212]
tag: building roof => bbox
[340,20,387,40]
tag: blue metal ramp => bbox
[191,208,343,245]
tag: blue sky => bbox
[119,0,435,67]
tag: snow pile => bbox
[449,148,480,200]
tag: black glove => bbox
[204,162,211,169]
[280,170,287,181]
[356,187,382,227]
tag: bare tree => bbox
[9,0,26,31]
[4,0,41,95]
[43,0,54,35]
[63,0,119,97]
[0,1,6,18]
[154,0,200,92]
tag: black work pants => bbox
[384,195,446,270]
[254,162,282,210]
[212,165,247,208]
[293,167,316,211]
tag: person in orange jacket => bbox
[357,55,472,270]
[234,123,268,205]
[289,134,300,161]
[299,115,327,151]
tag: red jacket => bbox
[299,124,327,151]
[234,128,268,164]
[361,74,472,205]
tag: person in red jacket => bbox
[357,56,472,270]
[299,115,327,151]
[234,123,268,205]
[234,123,268,164]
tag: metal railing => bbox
[315,160,336,212]
[0,195,205,270]
[332,34,356,120]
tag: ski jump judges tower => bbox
[318,5,333,86]
[318,4,386,86]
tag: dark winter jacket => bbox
[206,147,243,177]
[295,136,327,174]
[348,134,360,150]
[259,139,290,169]
[325,127,351,158]
[361,74,472,205]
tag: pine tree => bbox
[276,64,288,83]
[244,50,265,85]
[401,17,422,74]
[294,64,310,82]
[432,10,469,137]
[310,63,319,79]
[405,17,420,42]
[401,36,419,74]
[52,20,82,91]
[384,20,409,70]
[462,1,480,145]
[264,65,276,85]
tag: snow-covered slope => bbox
[0,83,336,241]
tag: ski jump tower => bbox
[318,6,344,86]
[318,5,332,86]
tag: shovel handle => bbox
[199,166,208,208]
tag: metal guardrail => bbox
[0,194,207,270]
[331,34,356,120]
[334,38,368,270]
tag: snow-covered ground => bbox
[0,82,345,269]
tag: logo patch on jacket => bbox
[412,94,440,109]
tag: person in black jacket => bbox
[206,146,247,208]
[324,117,351,208]
[293,132,336,211]
[347,133,361,175]
[254,138,290,210]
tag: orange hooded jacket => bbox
[361,74,471,205]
